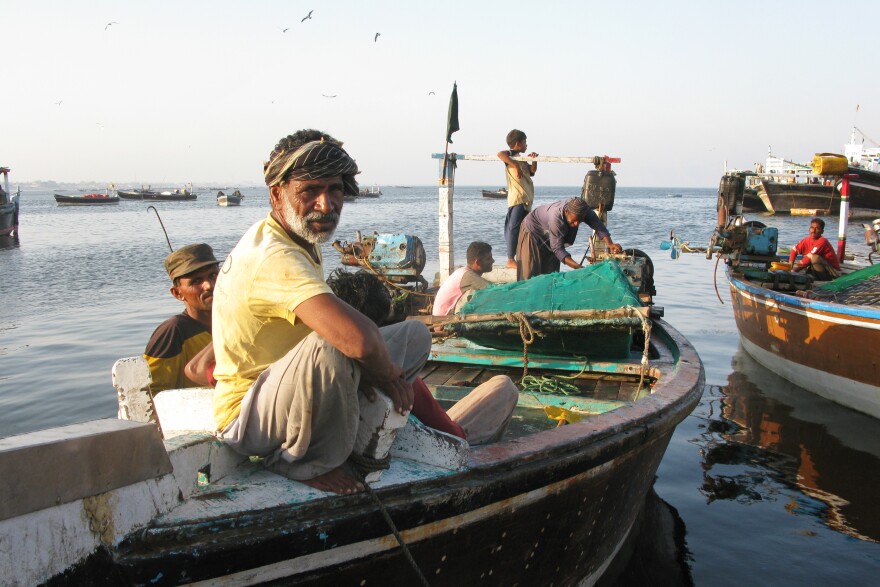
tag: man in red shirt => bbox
[789,218,840,280]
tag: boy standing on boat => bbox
[143,243,220,394]
[432,241,494,316]
[517,198,623,280]
[211,130,431,495]
[789,218,841,280]
[498,129,538,270]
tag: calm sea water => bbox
[2,185,879,584]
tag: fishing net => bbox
[450,261,643,358]
[816,263,880,292]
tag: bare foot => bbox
[301,466,365,495]
[506,259,517,269]
[269,461,365,495]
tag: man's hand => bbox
[609,243,623,254]
[359,365,414,415]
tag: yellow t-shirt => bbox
[505,155,535,210]
[212,213,332,430]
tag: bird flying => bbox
[301,10,313,22]
[322,94,337,98]
[374,32,381,42]
[105,21,118,30]
[428,91,435,95]
[279,27,290,33]
[55,100,63,106]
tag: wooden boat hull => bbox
[728,270,880,418]
[54,194,119,206]
[117,191,198,201]
[758,170,880,214]
[217,195,241,207]
[2,318,703,585]
[757,180,838,214]
[0,202,17,236]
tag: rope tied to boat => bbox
[628,305,652,392]
[505,311,537,377]
[349,457,432,587]
[347,451,391,475]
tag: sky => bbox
[4,0,880,187]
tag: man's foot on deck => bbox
[506,259,517,269]
[303,466,365,494]
[268,460,365,494]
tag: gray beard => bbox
[281,198,339,244]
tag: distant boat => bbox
[217,190,243,207]
[54,192,119,206]
[0,166,20,237]
[358,185,382,197]
[118,185,198,201]
[481,188,508,199]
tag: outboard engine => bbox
[333,232,426,285]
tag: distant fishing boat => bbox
[0,166,19,237]
[216,189,243,207]
[54,192,119,206]
[481,187,507,199]
[118,185,198,201]
[358,185,382,197]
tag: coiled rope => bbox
[505,311,537,377]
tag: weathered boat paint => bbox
[728,271,880,417]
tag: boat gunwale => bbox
[728,268,880,319]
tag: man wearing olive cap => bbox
[212,129,431,495]
[143,243,220,394]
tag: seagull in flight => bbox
[55,100,63,106]
[428,91,435,95]
[374,32,381,42]
[279,27,290,33]
[322,94,337,98]
[301,10,313,22]
[105,21,118,30]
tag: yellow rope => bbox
[356,254,435,298]
[505,311,537,377]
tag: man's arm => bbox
[294,293,413,414]
[527,152,538,176]
[788,239,803,264]
[497,150,521,178]
[185,343,215,386]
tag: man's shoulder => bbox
[146,313,209,358]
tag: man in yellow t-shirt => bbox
[143,243,220,395]
[212,130,431,495]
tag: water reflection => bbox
[600,489,694,587]
[699,347,880,542]
[0,234,20,250]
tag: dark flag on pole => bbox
[446,82,459,143]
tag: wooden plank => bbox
[592,379,624,401]
[418,363,441,380]
[422,363,462,386]
[446,367,484,387]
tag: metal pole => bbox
[837,174,855,263]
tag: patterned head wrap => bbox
[563,197,591,219]
[263,138,360,197]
